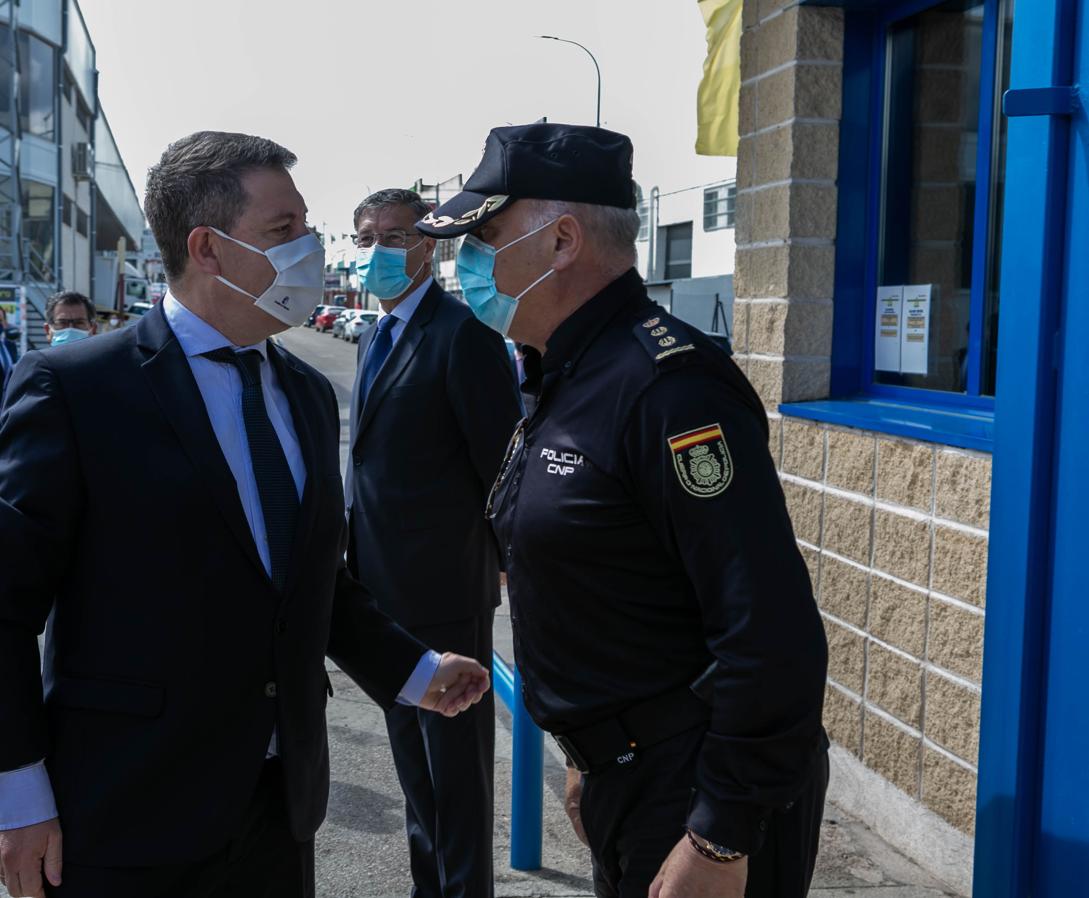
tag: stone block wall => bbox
[772,420,989,835]
[735,0,992,851]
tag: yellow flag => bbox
[695,0,743,156]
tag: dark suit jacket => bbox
[347,283,521,629]
[0,304,426,866]
[0,336,17,398]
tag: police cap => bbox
[416,122,637,238]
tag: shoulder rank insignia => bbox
[634,315,695,363]
[668,424,733,498]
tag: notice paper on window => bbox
[874,286,903,372]
[899,284,932,375]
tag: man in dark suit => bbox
[348,189,522,898]
[0,132,489,898]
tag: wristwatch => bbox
[685,828,746,863]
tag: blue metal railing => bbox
[492,651,543,870]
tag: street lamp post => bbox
[538,36,601,127]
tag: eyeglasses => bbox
[485,417,528,520]
[52,317,92,329]
[352,231,423,250]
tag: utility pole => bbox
[538,36,601,127]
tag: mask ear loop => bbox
[512,268,555,302]
[495,217,561,255]
[208,226,265,256]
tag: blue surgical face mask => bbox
[455,219,558,337]
[357,241,426,300]
[50,327,92,346]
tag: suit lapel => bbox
[266,341,323,599]
[136,305,268,582]
[354,286,440,447]
[350,324,376,444]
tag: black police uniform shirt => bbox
[491,268,829,853]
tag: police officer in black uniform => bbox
[417,123,829,898]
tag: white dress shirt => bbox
[0,293,439,830]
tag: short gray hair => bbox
[526,199,641,267]
[353,188,432,230]
[145,131,298,280]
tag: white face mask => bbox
[209,227,326,327]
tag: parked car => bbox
[315,305,346,332]
[305,304,330,328]
[346,310,380,343]
[331,309,357,339]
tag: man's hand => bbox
[0,818,62,898]
[648,833,747,898]
[563,767,589,846]
[419,652,490,717]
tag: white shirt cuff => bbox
[0,760,58,830]
[396,649,442,706]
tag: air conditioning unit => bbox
[72,143,93,181]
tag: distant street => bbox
[275,325,360,475]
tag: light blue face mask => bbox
[50,327,92,346]
[455,219,558,337]
[357,241,426,300]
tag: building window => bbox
[0,25,12,121]
[21,181,55,278]
[75,97,91,134]
[76,206,88,238]
[637,197,650,242]
[17,31,56,140]
[869,0,1012,399]
[703,182,736,231]
[61,67,72,104]
[436,236,458,263]
[62,193,73,227]
[663,222,693,280]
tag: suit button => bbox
[264,681,277,698]
[276,620,287,634]
[353,453,362,467]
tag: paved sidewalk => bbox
[309,603,965,897]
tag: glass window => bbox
[75,97,91,134]
[62,193,72,227]
[663,222,693,280]
[17,32,56,140]
[703,182,736,231]
[0,25,13,123]
[76,206,88,237]
[22,181,55,278]
[874,0,1012,396]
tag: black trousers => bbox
[385,613,495,898]
[580,727,828,898]
[46,760,313,898]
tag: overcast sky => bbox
[79,0,734,239]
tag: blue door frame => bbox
[975,0,1088,894]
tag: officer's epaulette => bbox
[632,313,696,365]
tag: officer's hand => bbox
[563,767,589,846]
[419,653,490,717]
[648,834,746,898]
[0,817,63,897]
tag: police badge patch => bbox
[667,424,733,497]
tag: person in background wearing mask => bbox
[43,291,97,346]
[348,189,521,898]
[417,123,829,898]
[0,132,490,898]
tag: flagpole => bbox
[538,36,601,127]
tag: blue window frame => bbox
[785,0,1014,450]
